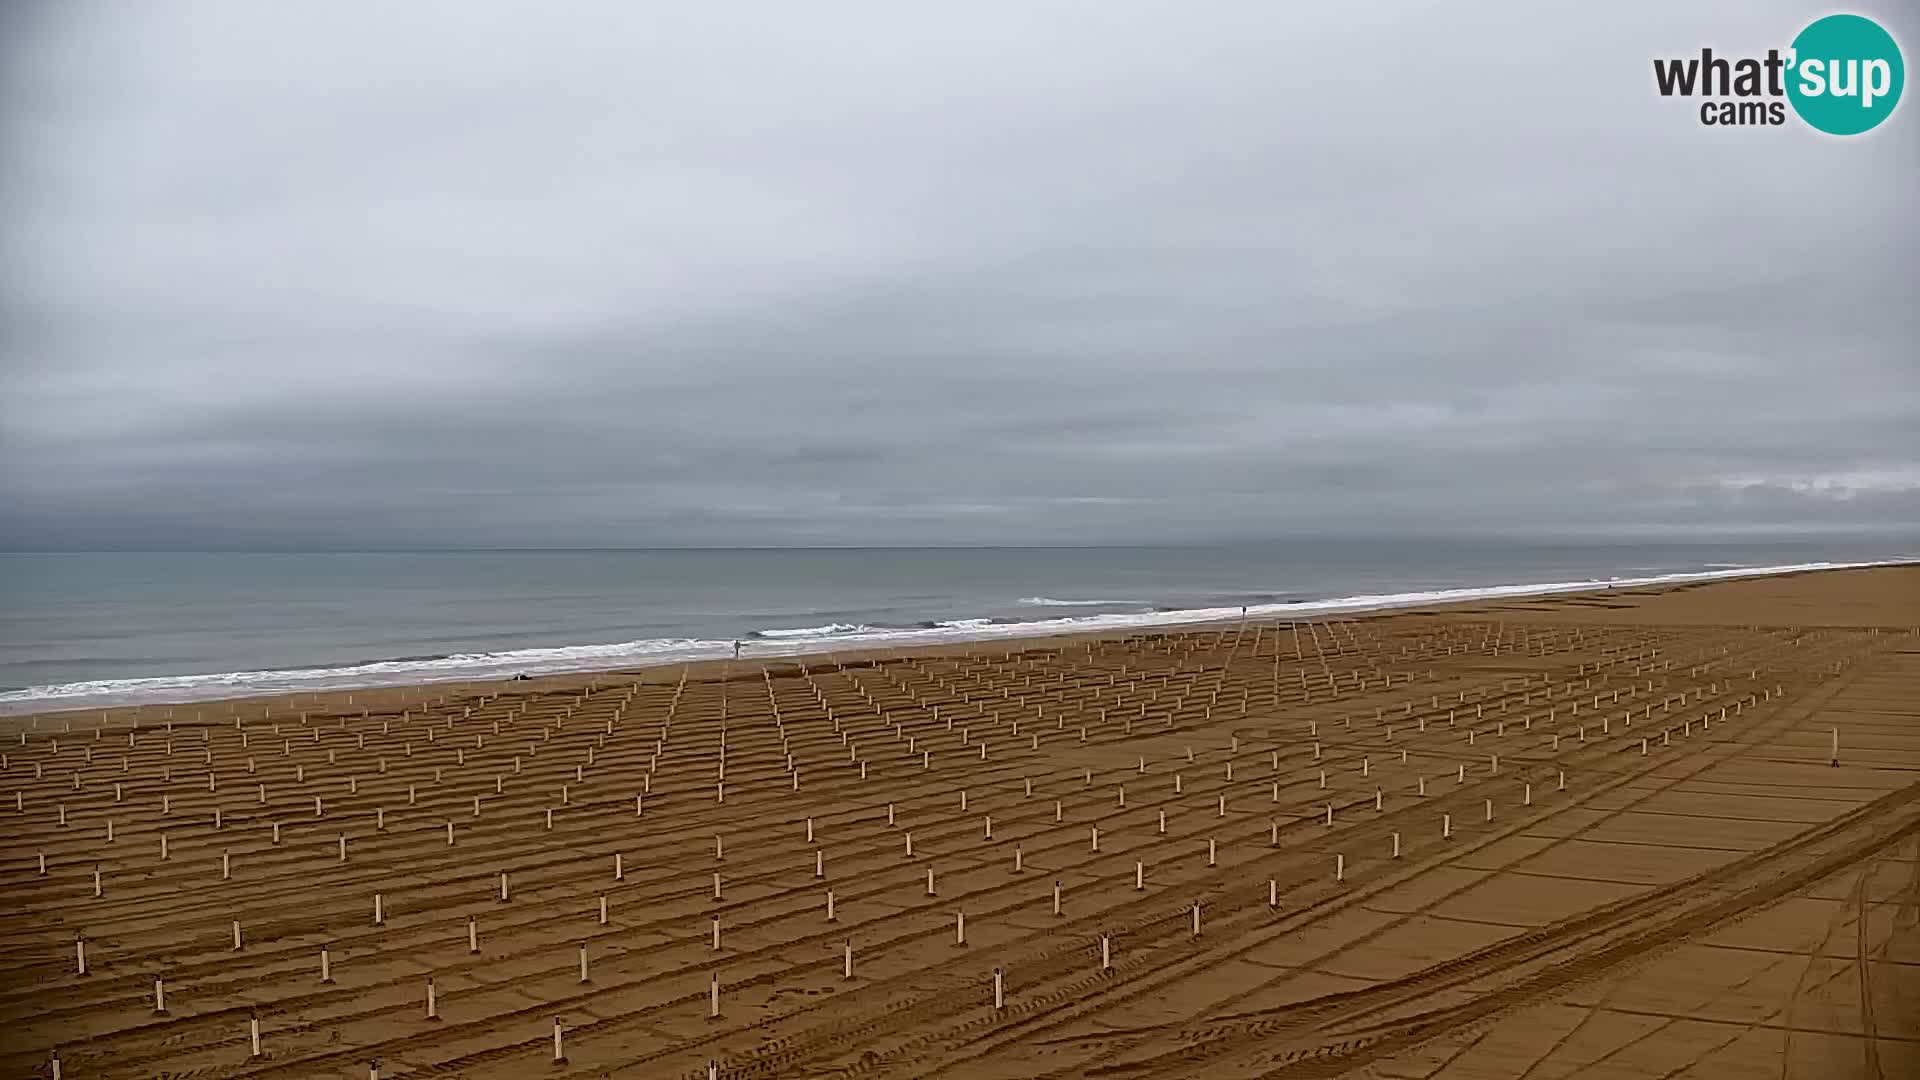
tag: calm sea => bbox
[1,539,1912,713]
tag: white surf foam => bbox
[0,558,1902,715]
[0,637,732,714]
[1018,596,1138,607]
[752,623,879,640]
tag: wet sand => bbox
[1,563,1916,1078]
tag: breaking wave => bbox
[0,559,1900,715]
[748,623,880,640]
[0,637,730,714]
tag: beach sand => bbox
[1,563,1915,1078]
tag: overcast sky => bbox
[0,2,1914,548]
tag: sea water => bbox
[1,538,1911,712]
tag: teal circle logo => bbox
[1787,14,1904,135]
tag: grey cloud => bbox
[1,0,1916,549]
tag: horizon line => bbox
[3,534,1916,556]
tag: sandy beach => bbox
[2,562,1916,1078]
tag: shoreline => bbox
[5,559,1914,1075]
[3,557,1910,724]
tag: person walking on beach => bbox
[732,640,742,660]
